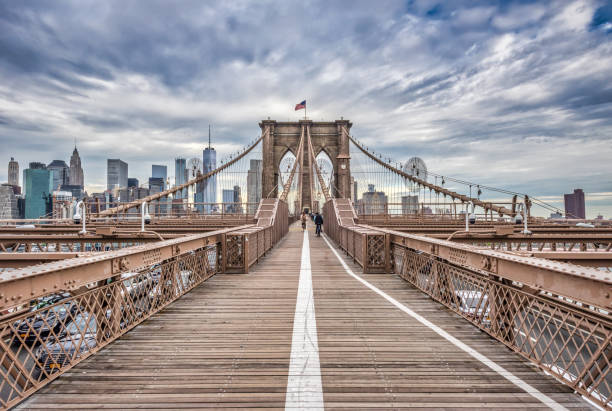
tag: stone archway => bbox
[259,119,352,211]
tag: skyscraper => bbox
[107,159,128,190]
[47,160,69,191]
[148,177,164,193]
[24,166,51,219]
[0,184,19,219]
[564,188,586,219]
[222,189,234,213]
[152,165,167,190]
[128,178,139,188]
[8,157,19,187]
[233,185,243,213]
[247,159,262,214]
[175,158,187,199]
[362,184,388,215]
[401,195,419,214]
[202,125,217,212]
[69,146,84,187]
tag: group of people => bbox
[300,211,324,237]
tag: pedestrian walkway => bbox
[18,223,593,409]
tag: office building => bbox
[69,146,84,187]
[28,162,46,170]
[202,126,217,213]
[60,184,84,201]
[401,195,419,214]
[152,165,167,190]
[175,158,187,199]
[8,157,19,187]
[564,188,585,219]
[149,177,164,194]
[222,189,234,213]
[247,159,262,214]
[233,185,243,213]
[361,184,388,215]
[148,177,165,214]
[352,178,358,204]
[24,167,51,219]
[128,178,139,188]
[107,159,128,190]
[0,184,19,219]
[549,212,563,219]
[47,160,70,191]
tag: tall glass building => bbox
[47,160,69,191]
[174,158,186,199]
[24,168,51,219]
[152,165,167,190]
[202,147,217,213]
[107,159,128,190]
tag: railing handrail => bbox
[0,224,253,311]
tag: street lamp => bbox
[73,200,87,235]
[141,201,151,232]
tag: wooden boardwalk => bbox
[18,223,594,409]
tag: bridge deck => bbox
[18,223,593,409]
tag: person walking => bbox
[314,212,324,237]
[300,211,307,230]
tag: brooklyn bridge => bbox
[1,119,610,410]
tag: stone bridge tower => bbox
[259,119,352,211]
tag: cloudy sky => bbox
[0,0,611,217]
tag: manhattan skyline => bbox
[0,1,611,217]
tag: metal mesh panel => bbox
[225,234,244,268]
[0,245,218,410]
[366,234,385,268]
[393,244,612,408]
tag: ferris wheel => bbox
[402,157,427,188]
[279,156,295,187]
[187,158,202,178]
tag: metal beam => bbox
[364,225,612,310]
[0,252,85,268]
[0,225,252,311]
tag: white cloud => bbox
[0,0,610,217]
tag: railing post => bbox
[244,234,250,274]
[385,233,391,273]
[221,233,227,273]
[361,233,367,273]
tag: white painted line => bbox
[285,230,324,410]
[321,233,568,411]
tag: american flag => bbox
[294,100,306,111]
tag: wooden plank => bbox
[16,223,594,410]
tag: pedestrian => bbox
[300,211,307,230]
[314,212,324,237]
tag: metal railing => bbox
[393,243,611,408]
[323,198,389,273]
[0,245,217,409]
[0,198,290,410]
[323,198,612,408]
